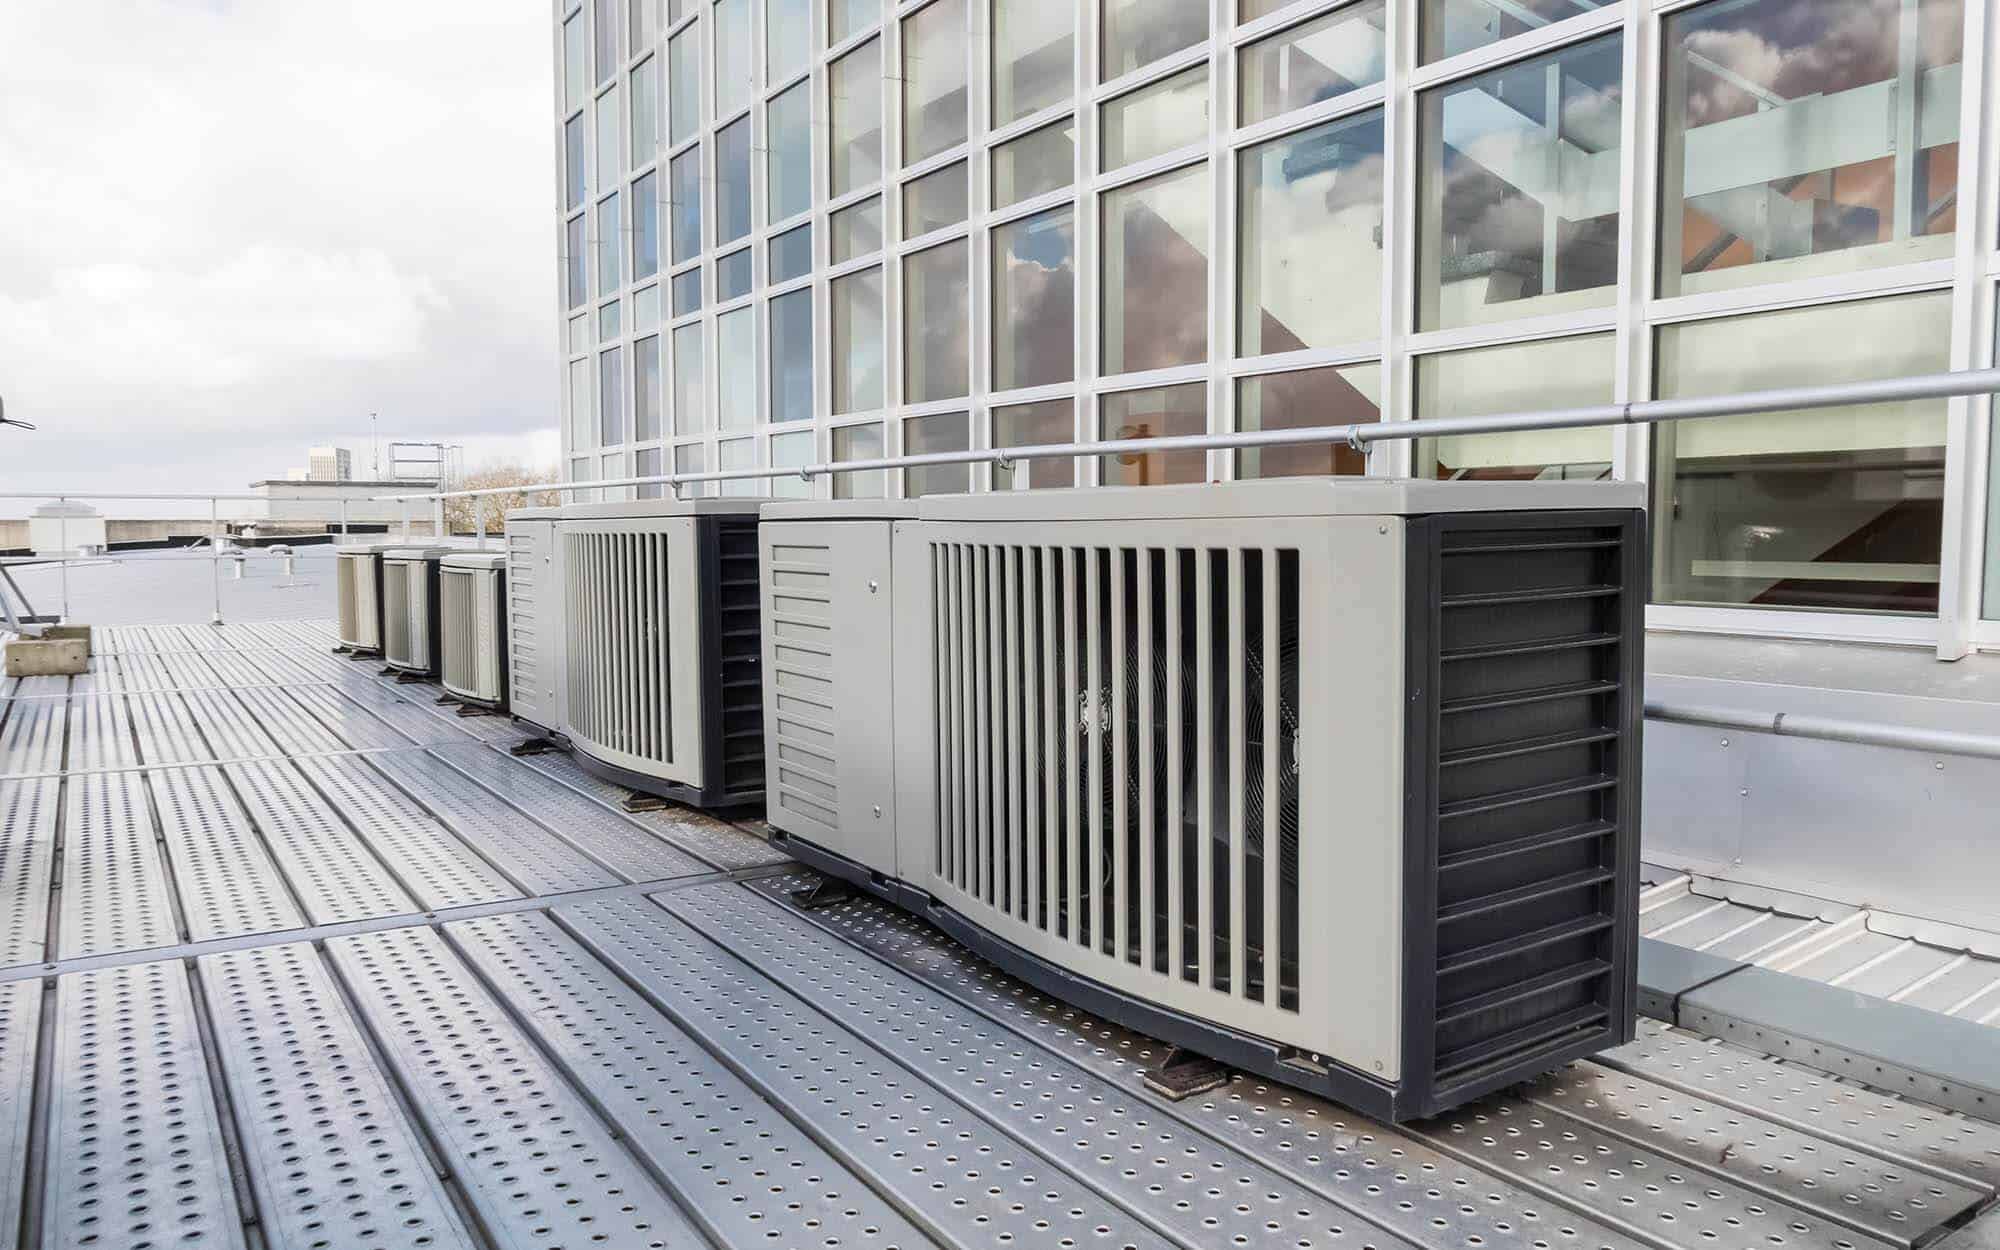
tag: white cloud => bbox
[0,0,559,508]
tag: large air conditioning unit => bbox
[382,546,450,677]
[502,507,563,733]
[557,497,768,809]
[333,544,399,655]
[439,552,508,707]
[757,500,918,894]
[820,478,1641,1123]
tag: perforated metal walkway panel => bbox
[450,910,944,1250]
[42,960,247,1250]
[287,686,424,751]
[293,758,519,910]
[428,743,714,881]
[233,684,350,754]
[146,765,304,941]
[557,892,1179,1250]
[325,925,710,1250]
[222,760,417,924]
[367,749,621,894]
[200,942,477,1250]
[61,770,179,958]
[0,781,56,968]
[502,745,790,871]
[180,687,288,758]
[0,979,38,1250]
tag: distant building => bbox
[307,446,353,482]
[28,501,107,556]
[241,478,439,532]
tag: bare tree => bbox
[442,464,561,536]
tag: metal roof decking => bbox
[0,621,1997,1249]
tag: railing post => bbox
[401,499,411,543]
[58,496,71,622]
[433,496,446,541]
[338,497,349,542]
[209,496,223,626]
[477,496,489,551]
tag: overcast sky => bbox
[0,1,558,515]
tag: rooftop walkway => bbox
[1,621,1997,1250]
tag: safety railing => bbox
[6,365,2000,626]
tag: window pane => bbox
[770,224,812,283]
[719,436,759,496]
[566,215,588,308]
[570,457,595,504]
[668,0,692,23]
[564,14,587,112]
[831,38,883,196]
[768,0,810,81]
[1099,383,1205,486]
[671,267,702,315]
[1100,64,1207,171]
[994,399,1074,490]
[770,429,813,498]
[595,0,619,82]
[993,204,1075,391]
[718,306,757,431]
[635,282,660,331]
[994,0,1072,125]
[832,267,885,413]
[829,0,878,45]
[1653,293,1950,614]
[901,160,967,239]
[565,115,587,209]
[598,298,622,340]
[716,117,752,244]
[631,56,659,167]
[832,423,885,498]
[1660,0,1962,298]
[1101,0,1205,83]
[568,358,594,450]
[1239,109,1383,355]
[1418,34,1622,331]
[715,0,752,116]
[903,0,968,165]
[904,412,969,496]
[634,335,662,440]
[993,120,1074,208]
[596,86,621,190]
[632,0,656,51]
[770,289,813,423]
[601,451,626,500]
[570,311,592,352]
[632,171,660,278]
[831,196,883,261]
[1421,0,1588,63]
[597,192,623,291]
[717,247,753,300]
[669,26,701,144]
[670,146,702,261]
[1416,334,1613,479]
[1239,2,1386,127]
[768,82,812,223]
[636,446,663,500]
[1103,163,1208,374]
[903,239,969,403]
[672,322,706,433]
[1236,364,1381,479]
[599,346,627,445]
[674,443,708,498]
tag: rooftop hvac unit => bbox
[439,553,508,708]
[381,546,451,677]
[503,508,563,733]
[756,501,919,892]
[559,497,768,809]
[882,478,1645,1122]
[333,544,400,655]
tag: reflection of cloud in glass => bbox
[1241,113,1384,354]
[996,210,1074,391]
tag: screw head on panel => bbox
[867,579,879,593]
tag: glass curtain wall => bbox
[556,0,1996,639]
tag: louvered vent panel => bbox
[408,565,433,669]
[714,518,766,797]
[335,556,359,645]
[564,530,673,768]
[440,568,479,697]
[506,531,545,721]
[1422,515,1633,1100]
[930,541,1302,1018]
[765,535,835,829]
[382,562,411,665]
